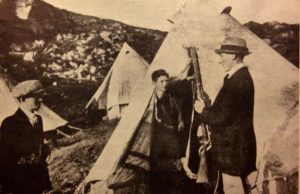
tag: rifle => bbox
[186,47,211,184]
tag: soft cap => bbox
[12,80,45,98]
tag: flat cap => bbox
[12,80,45,98]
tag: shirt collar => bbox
[155,89,167,100]
[227,63,245,78]
[20,106,36,120]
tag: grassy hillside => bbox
[0,0,166,123]
[245,21,299,67]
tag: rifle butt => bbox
[196,152,209,184]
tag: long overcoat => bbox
[198,67,257,176]
[0,109,52,194]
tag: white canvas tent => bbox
[0,72,69,132]
[86,43,149,120]
[77,0,298,193]
[256,102,298,193]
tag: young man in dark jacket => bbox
[0,80,52,194]
[149,69,186,194]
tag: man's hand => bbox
[202,91,211,106]
[194,100,205,113]
[178,121,184,132]
[181,157,196,180]
[41,144,51,162]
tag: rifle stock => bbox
[187,47,210,184]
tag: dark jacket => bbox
[149,92,186,193]
[168,78,208,175]
[150,92,185,170]
[196,67,256,176]
[0,109,52,194]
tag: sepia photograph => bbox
[0,0,299,193]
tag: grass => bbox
[47,120,118,194]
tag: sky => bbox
[44,0,300,31]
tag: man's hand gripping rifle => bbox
[186,47,212,184]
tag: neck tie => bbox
[31,114,39,127]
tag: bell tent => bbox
[85,43,149,120]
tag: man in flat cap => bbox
[0,80,52,194]
[194,37,256,194]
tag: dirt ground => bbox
[47,120,118,194]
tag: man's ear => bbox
[230,54,236,61]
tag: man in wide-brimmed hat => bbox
[0,80,52,194]
[194,36,256,194]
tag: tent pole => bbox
[57,129,72,138]
[68,125,84,131]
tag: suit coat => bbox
[197,66,256,176]
[0,108,52,194]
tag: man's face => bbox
[154,75,169,93]
[219,53,234,72]
[21,94,43,112]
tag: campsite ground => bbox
[47,119,118,194]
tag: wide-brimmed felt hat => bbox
[12,80,45,98]
[215,36,251,55]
